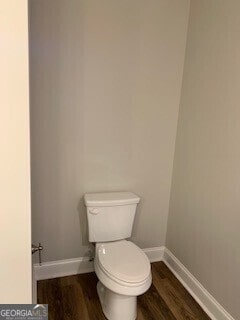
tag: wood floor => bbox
[38,261,211,320]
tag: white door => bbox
[0,0,32,303]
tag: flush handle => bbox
[89,208,100,215]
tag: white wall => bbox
[30,0,190,262]
[0,0,32,303]
[167,1,240,319]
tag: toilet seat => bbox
[95,240,151,286]
[94,240,152,296]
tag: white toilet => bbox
[84,191,152,320]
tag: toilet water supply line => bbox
[32,243,43,265]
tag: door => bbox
[0,0,32,303]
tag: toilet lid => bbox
[96,240,150,283]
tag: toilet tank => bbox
[84,192,140,242]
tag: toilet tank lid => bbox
[84,192,140,207]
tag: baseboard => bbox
[143,246,165,262]
[34,246,164,281]
[32,269,37,303]
[34,256,94,281]
[163,248,235,320]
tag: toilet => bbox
[84,192,152,320]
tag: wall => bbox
[30,0,190,262]
[167,1,240,318]
[0,0,32,302]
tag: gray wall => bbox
[167,1,240,319]
[30,0,190,262]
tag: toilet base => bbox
[97,281,137,320]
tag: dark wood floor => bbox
[38,261,211,320]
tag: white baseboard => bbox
[163,248,235,320]
[34,246,164,281]
[143,246,165,262]
[32,268,37,304]
[33,246,235,320]
[34,256,94,281]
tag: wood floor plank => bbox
[152,266,197,320]
[76,273,106,320]
[153,262,211,320]
[60,276,89,320]
[138,284,177,320]
[41,278,64,320]
[37,279,46,304]
[137,306,147,320]
[37,262,210,320]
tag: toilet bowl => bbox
[94,240,152,320]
